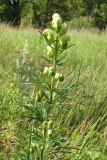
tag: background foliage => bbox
[0,0,107,29]
[0,24,107,159]
[0,1,107,159]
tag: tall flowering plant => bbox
[27,13,71,160]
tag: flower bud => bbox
[30,148,32,152]
[58,51,62,54]
[52,16,62,32]
[43,67,49,76]
[60,23,68,35]
[52,92,56,99]
[47,46,54,58]
[52,13,60,20]
[42,121,48,129]
[49,67,55,76]
[48,121,53,129]
[43,28,54,43]
[59,73,64,82]
[31,143,36,148]
[59,35,70,49]
[36,94,41,102]
[38,90,44,97]
[47,129,52,137]
[54,72,60,81]
[35,90,45,102]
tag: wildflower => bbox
[52,13,62,32]
[60,23,68,35]
[59,35,70,49]
[49,67,55,76]
[36,94,41,102]
[54,73,64,82]
[52,13,60,20]
[38,90,44,97]
[47,45,54,58]
[43,28,54,43]
[48,121,53,129]
[47,129,52,136]
[31,143,36,148]
[36,90,44,102]
[42,121,48,129]
[54,72,60,81]
[43,67,49,76]
[59,73,64,82]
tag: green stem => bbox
[41,141,46,160]
[47,34,59,117]
[40,128,47,160]
[46,77,53,119]
[53,34,59,72]
[41,34,59,160]
[27,121,34,160]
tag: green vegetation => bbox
[0,17,107,159]
[0,0,107,29]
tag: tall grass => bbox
[0,23,107,159]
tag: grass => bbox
[0,23,107,159]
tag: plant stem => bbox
[47,34,59,117]
[53,34,59,72]
[40,128,47,160]
[41,35,59,159]
[27,121,34,160]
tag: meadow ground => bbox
[0,24,107,159]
